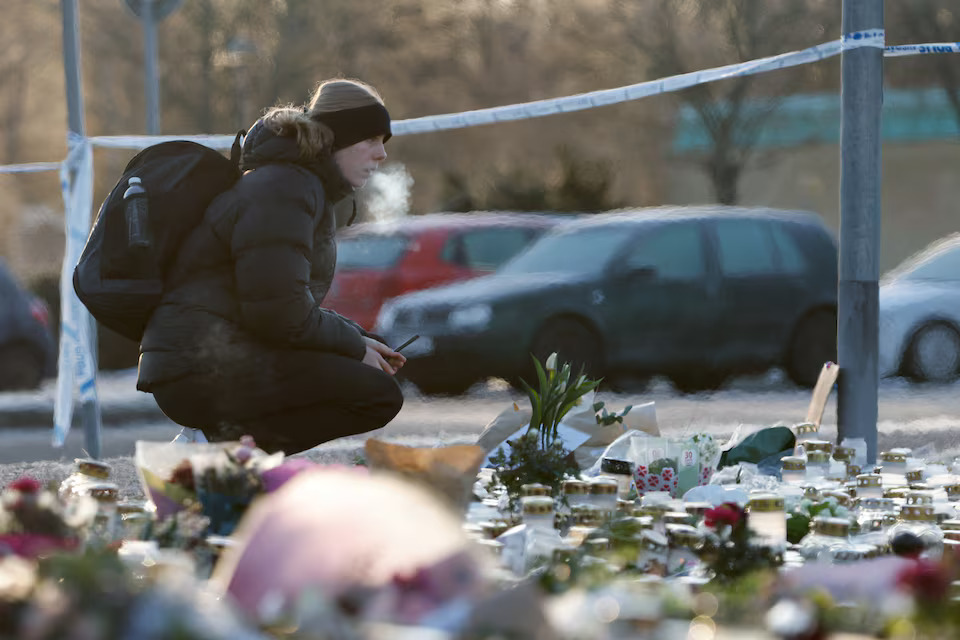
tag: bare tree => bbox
[616,0,837,204]
[0,1,60,164]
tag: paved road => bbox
[3,373,960,465]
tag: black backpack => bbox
[73,131,245,342]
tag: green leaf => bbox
[786,512,811,544]
[807,502,833,517]
[534,354,548,395]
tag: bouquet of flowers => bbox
[0,477,96,559]
[0,549,266,640]
[696,502,782,583]
[488,353,597,509]
[136,436,285,536]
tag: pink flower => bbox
[8,477,41,493]
[0,534,79,558]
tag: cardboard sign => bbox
[805,361,840,428]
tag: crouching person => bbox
[136,79,404,454]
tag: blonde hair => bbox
[259,79,384,161]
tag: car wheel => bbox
[603,371,652,394]
[529,318,603,383]
[785,309,837,388]
[0,343,45,391]
[670,370,727,395]
[903,322,960,383]
[409,374,476,397]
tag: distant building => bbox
[667,88,960,272]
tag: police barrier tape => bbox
[53,134,97,447]
[0,162,63,175]
[885,42,960,56]
[2,32,955,170]
[1,31,955,444]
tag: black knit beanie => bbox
[312,103,392,151]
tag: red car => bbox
[326,213,564,330]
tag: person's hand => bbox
[361,336,406,375]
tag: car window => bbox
[900,244,960,281]
[770,225,808,274]
[715,219,776,276]
[336,234,410,269]
[456,228,538,270]
[624,223,705,280]
[499,226,628,276]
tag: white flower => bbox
[0,556,37,600]
[545,352,558,373]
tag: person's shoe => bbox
[171,427,208,444]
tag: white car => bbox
[879,234,960,382]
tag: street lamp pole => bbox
[124,0,182,135]
[142,0,160,135]
[837,0,884,464]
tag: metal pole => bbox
[62,0,84,137]
[61,0,102,459]
[143,0,161,134]
[837,0,883,464]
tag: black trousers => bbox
[149,348,404,455]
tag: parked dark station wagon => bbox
[374,206,838,395]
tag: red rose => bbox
[8,477,42,493]
[704,502,743,529]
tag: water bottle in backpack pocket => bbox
[123,177,151,249]
[97,175,156,281]
[73,133,245,342]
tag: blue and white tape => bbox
[885,42,960,57]
[392,33,871,135]
[88,133,236,151]
[0,32,954,169]
[53,135,98,447]
[0,162,63,175]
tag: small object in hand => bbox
[394,334,420,352]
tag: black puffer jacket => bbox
[137,120,366,391]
